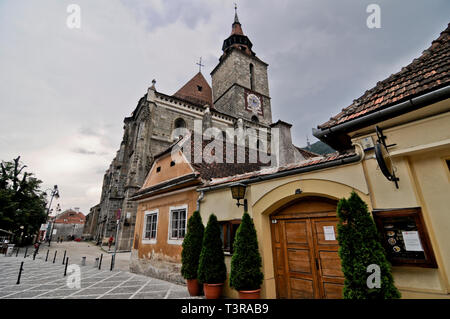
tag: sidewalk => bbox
[0,250,201,299]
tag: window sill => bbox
[167,239,183,245]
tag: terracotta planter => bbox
[203,283,223,299]
[186,279,201,296]
[238,289,261,299]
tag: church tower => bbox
[211,6,272,125]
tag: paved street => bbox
[26,240,133,271]
[0,242,199,299]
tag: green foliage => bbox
[336,191,401,299]
[230,211,263,291]
[306,140,335,155]
[0,157,47,244]
[197,214,227,284]
[181,210,204,279]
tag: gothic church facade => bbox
[89,10,306,250]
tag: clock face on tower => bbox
[245,90,263,115]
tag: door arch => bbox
[270,196,344,299]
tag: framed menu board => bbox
[372,207,437,268]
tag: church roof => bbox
[173,72,213,107]
[187,133,269,181]
[131,132,268,200]
[317,23,450,130]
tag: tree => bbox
[181,210,204,280]
[230,211,263,291]
[0,156,47,244]
[197,214,227,284]
[336,191,401,299]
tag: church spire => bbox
[231,3,244,36]
[234,3,240,24]
[221,5,254,58]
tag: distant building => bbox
[53,209,86,240]
[82,204,100,241]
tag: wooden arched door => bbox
[270,196,344,299]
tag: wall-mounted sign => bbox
[374,126,399,188]
[361,136,375,151]
[402,231,423,252]
[373,207,437,268]
[323,226,336,241]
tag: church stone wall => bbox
[212,50,270,102]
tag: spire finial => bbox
[234,3,240,24]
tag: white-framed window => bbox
[168,205,187,245]
[142,209,158,244]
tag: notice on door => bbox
[402,231,423,251]
[323,226,336,241]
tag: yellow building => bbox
[198,24,450,299]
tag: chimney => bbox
[270,120,304,167]
[202,105,212,131]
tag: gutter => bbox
[197,152,361,193]
[130,173,200,201]
[312,85,450,139]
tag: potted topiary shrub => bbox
[181,210,204,296]
[337,191,401,299]
[230,211,264,299]
[197,214,227,299]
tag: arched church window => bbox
[174,118,186,129]
[251,115,259,123]
[172,118,187,141]
[249,63,255,90]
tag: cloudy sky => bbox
[1,0,449,215]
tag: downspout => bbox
[196,191,204,212]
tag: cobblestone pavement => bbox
[0,249,200,299]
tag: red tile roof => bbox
[318,23,450,130]
[181,132,270,181]
[54,210,85,224]
[173,72,213,107]
[132,133,268,199]
[295,147,321,159]
[203,151,357,187]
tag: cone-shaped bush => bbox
[230,211,263,291]
[181,210,204,280]
[337,191,401,299]
[197,214,227,284]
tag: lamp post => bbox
[44,185,59,243]
[45,185,60,217]
[19,225,24,246]
[230,183,248,212]
[48,203,61,247]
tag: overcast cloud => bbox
[0,0,449,215]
